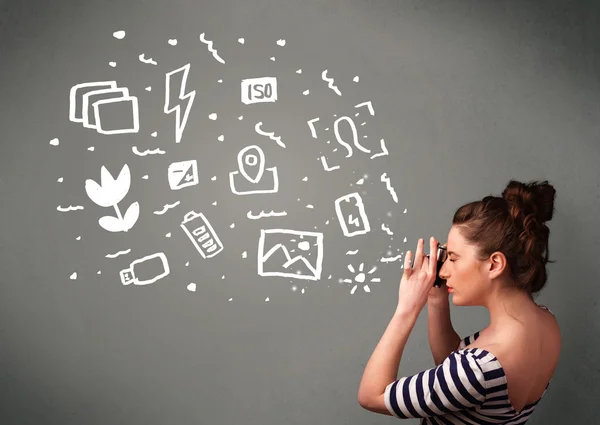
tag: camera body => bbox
[414,242,448,287]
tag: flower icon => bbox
[85,164,139,232]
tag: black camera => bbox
[411,242,448,287]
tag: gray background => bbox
[1,0,599,424]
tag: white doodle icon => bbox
[334,192,370,237]
[85,164,139,232]
[69,81,139,135]
[168,160,198,190]
[342,262,381,294]
[180,211,224,259]
[120,252,170,285]
[229,145,279,195]
[164,64,196,144]
[257,229,323,281]
[307,101,389,171]
[241,77,278,105]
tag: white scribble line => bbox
[255,122,286,148]
[321,70,342,96]
[381,223,393,235]
[320,156,340,171]
[199,33,225,64]
[132,146,166,156]
[57,205,84,212]
[380,255,402,262]
[154,201,181,215]
[105,249,132,258]
[139,54,158,65]
[380,173,398,203]
[346,250,359,255]
[371,139,389,159]
[354,101,375,116]
[307,118,320,138]
[247,210,287,220]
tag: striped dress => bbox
[384,306,554,424]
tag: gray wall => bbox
[1,0,598,424]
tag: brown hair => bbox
[451,179,557,296]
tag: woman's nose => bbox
[438,262,449,280]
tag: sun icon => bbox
[341,263,380,293]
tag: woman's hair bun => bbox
[502,179,556,223]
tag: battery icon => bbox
[119,252,170,286]
[180,210,224,259]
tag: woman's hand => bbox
[396,237,439,315]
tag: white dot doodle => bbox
[113,30,126,39]
[109,62,116,67]
[168,39,178,46]
[187,283,196,292]
[238,38,245,44]
[209,113,217,120]
[276,39,286,46]
[49,138,59,146]
[70,272,77,280]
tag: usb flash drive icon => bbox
[119,252,170,285]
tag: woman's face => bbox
[438,226,489,306]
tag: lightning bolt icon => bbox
[348,214,361,227]
[164,63,196,144]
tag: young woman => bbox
[358,179,561,424]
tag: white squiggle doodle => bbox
[57,205,84,212]
[199,33,225,64]
[320,156,340,171]
[132,146,166,156]
[255,122,285,148]
[105,249,132,258]
[346,250,359,255]
[381,223,393,235]
[139,54,158,65]
[380,173,399,203]
[321,70,342,96]
[307,118,320,138]
[380,255,403,263]
[154,201,181,215]
[371,139,389,159]
[247,210,288,220]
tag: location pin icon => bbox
[238,145,265,184]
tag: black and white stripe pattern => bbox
[384,318,553,424]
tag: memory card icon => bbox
[168,160,198,190]
[334,192,371,237]
[180,210,224,259]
